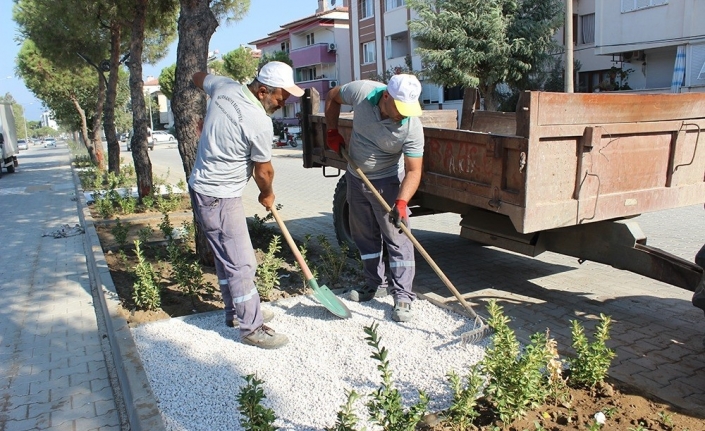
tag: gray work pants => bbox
[189,189,263,336]
[346,171,416,304]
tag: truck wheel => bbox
[6,165,15,173]
[332,175,357,255]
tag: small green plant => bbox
[363,322,429,431]
[586,420,602,431]
[256,235,284,300]
[568,314,616,388]
[167,241,214,305]
[110,218,131,248]
[627,422,648,431]
[602,406,618,418]
[137,225,154,244]
[117,190,137,214]
[315,235,349,287]
[658,410,674,429]
[296,234,318,290]
[94,194,116,218]
[325,389,362,431]
[237,374,278,431]
[481,300,552,424]
[442,368,483,429]
[132,240,161,310]
[158,212,175,243]
[141,195,155,209]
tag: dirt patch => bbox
[89,202,705,430]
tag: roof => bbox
[249,7,348,45]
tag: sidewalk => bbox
[0,144,163,431]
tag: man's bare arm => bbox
[253,161,275,210]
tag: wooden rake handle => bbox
[270,206,314,281]
[340,148,480,319]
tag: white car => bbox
[17,139,28,151]
[151,130,176,144]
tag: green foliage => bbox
[154,183,182,213]
[132,240,161,310]
[158,212,175,243]
[249,205,281,245]
[325,390,362,431]
[364,322,429,431]
[314,235,350,287]
[443,368,483,429]
[118,190,138,214]
[94,194,116,219]
[110,218,131,248]
[137,225,154,244]
[296,234,318,290]
[408,0,564,110]
[256,235,285,300]
[568,314,616,388]
[223,46,259,83]
[258,51,293,69]
[482,300,552,424]
[237,374,278,431]
[167,241,215,302]
[158,64,176,100]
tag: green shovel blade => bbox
[308,278,352,319]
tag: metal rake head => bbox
[460,316,492,345]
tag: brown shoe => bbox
[242,325,289,349]
[226,308,274,328]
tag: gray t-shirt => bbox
[339,80,424,180]
[189,75,274,198]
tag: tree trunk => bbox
[459,87,480,130]
[128,0,154,199]
[174,0,219,265]
[89,73,106,170]
[105,24,122,175]
[71,95,92,155]
[479,83,499,112]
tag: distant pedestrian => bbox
[324,74,424,322]
[189,61,304,349]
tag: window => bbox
[306,33,315,46]
[622,0,668,13]
[296,66,317,82]
[361,0,374,19]
[363,41,376,64]
[385,0,405,11]
[280,41,290,53]
[581,14,595,45]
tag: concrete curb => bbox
[72,168,167,431]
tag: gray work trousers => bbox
[189,188,264,336]
[346,171,416,304]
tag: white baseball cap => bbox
[387,74,423,117]
[257,61,304,97]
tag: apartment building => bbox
[250,0,351,125]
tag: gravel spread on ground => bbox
[131,294,489,431]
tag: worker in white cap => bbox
[325,74,424,323]
[189,61,303,349]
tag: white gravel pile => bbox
[131,294,489,431]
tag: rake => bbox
[341,147,491,344]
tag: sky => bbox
[0,0,333,121]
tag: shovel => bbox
[270,206,352,319]
[340,148,491,343]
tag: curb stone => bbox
[72,166,168,431]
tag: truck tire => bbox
[332,175,357,254]
[6,165,15,173]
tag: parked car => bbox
[119,132,129,142]
[151,130,176,144]
[44,138,57,148]
[126,135,154,151]
[17,139,28,151]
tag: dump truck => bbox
[300,89,705,291]
[0,102,19,176]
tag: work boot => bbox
[242,325,289,349]
[392,302,414,322]
[349,286,386,302]
[226,308,274,328]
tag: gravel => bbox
[131,294,489,431]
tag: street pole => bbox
[565,0,574,93]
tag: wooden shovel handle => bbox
[270,206,314,281]
[341,148,479,319]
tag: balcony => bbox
[289,43,337,67]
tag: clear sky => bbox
[1,0,333,121]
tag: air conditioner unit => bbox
[329,80,338,88]
[328,43,337,52]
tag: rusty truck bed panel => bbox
[303,90,705,234]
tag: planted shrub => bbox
[256,235,284,300]
[237,374,278,431]
[132,240,161,310]
[110,218,130,248]
[568,314,616,388]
